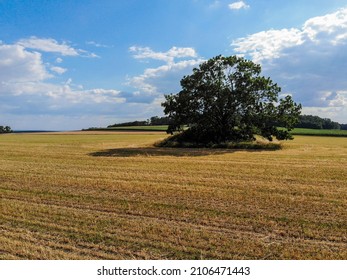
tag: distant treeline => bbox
[108,115,347,130]
[108,116,172,127]
[296,115,346,130]
[0,126,12,134]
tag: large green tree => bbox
[162,55,301,143]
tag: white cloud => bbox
[232,7,347,63]
[50,66,67,74]
[228,1,250,10]
[1,38,172,130]
[17,36,99,58]
[232,28,304,63]
[231,7,347,122]
[129,59,204,95]
[0,43,51,83]
[17,37,80,56]
[78,49,100,58]
[0,40,124,130]
[128,46,203,99]
[326,91,347,107]
[82,88,124,104]
[129,46,197,64]
[86,41,112,48]
[303,8,347,43]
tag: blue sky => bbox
[1,0,347,130]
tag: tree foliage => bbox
[108,120,148,127]
[296,115,340,129]
[0,126,12,134]
[107,116,171,127]
[149,116,172,125]
[162,55,302,143]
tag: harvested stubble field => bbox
[1,131,346,260]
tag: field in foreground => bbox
[1,132,346,259]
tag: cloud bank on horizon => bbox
[0,1,346,130]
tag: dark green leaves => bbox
[162,55,301,143]
[0,126,12,134]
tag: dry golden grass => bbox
[1,132,346,259]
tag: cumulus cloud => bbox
[1,39,179,129]
[82,88,124,104]
[128,46,203,101]
[228,1,250,10]
[0,40,124,129]
[231,7,347,122]
[50,66,67,74]
[129,46,197,64]
[232,28,304,62]
[17,36,98,57]
[17,37,80,56]
[232,7,347,62]
[303,8,347,44]
[129,59,204,96]
[0,43,51,83]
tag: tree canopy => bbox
[162,55,302,144]
[0,126,12,134]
